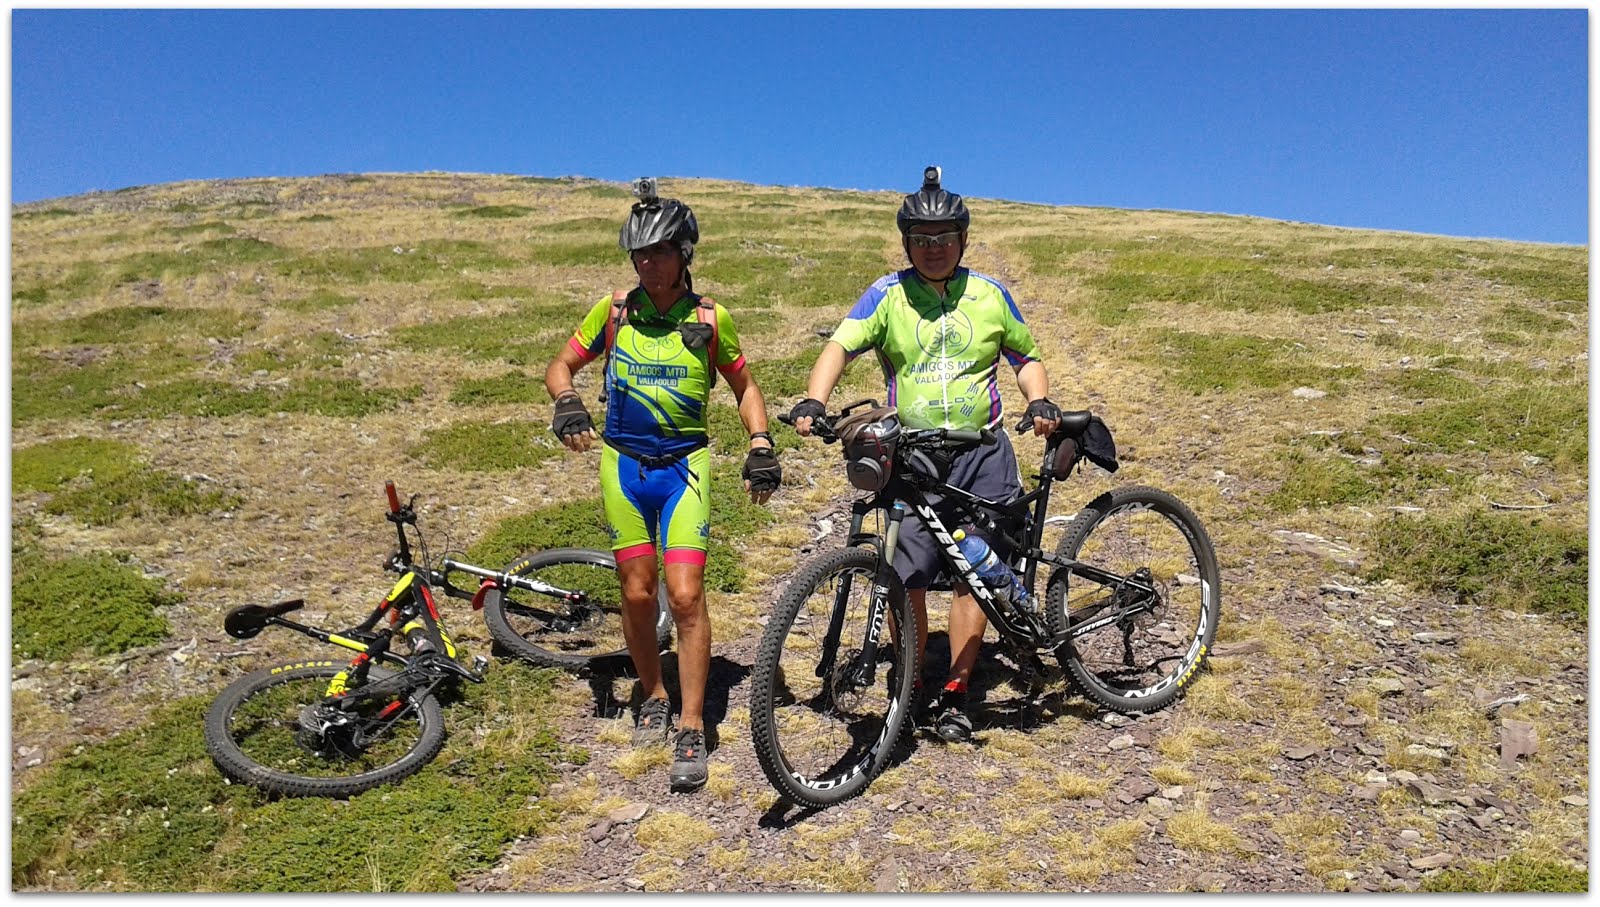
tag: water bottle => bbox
[952,528,1034,614]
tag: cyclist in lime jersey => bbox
[545,179,780,791]
[789,166,1062,743]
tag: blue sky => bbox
[11,9,1588,244]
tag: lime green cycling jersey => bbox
[567,289,747,458]
[828,268,1040,431]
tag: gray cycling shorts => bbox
[892,428,1025,591]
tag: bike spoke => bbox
[1065,500,1211,700]
[501,561,628,656]
[225,676,425,778]
[768,565,897,786]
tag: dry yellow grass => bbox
[635,810,719,859]
[1165,796,1249,855]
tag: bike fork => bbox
[816,502,906,689]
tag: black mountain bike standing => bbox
[750,401,1221,808]
[204,481,657,797]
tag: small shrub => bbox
[12,550,177,660]
[1424,852,1587,892]
[1265,449,1378,511]
[1368,510,1586,620]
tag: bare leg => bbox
[947,583,987,687]
[617,555,667,702]
[663,560,710,732]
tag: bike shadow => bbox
[899,631,1098,754]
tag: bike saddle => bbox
[224,600,304,639]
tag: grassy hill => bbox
[10,173,1587,891]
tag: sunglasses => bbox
[907,230,963,249]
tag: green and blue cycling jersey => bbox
[567,289,747,562]
[567,289,747,458]
[829,267,1040,431]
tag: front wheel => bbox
[750,546,917,809]
[483,547,671,673]
[203,662,445,798]
[1045,486,1221,714]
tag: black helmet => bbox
[620,177,699,265]
[896,165,970,235]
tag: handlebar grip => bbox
[777,413,795,426]
[946,429,995,446]
[385,481,400,514]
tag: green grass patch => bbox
[1382,385,1586,466]
[1480,259,1587,304]
[446,371,547,406]
[12,261,106,307]
[1265,449,1378,511]
[1491,304,1572,335]
[391,309,570,365]
[121,377,420,419]
[1423,852,1587,892]
[14,305,260,349]
[11,348,196,425]
[13,436,239,525]
[772,249,892,308]
[17,206,77,219]
[112,237,287,285]
[280,289,359,313]
[279,240,514,285]
[409,420,563,472]
[452,205,533,219]
[441,281,533,302]
[529,240,621,268]
[1007,234,1125,271]
[539,216,618,235]
[1150,331,1358,395]
[1090,262,1429,317]
[295,213,336,223]
[567,183,632,200]
[1368,510,1587,620]
[1390,368,1478,400]
[12,549,176,660]
[233,332,354,373]
[11,664,571,891]
[165,221,238,237]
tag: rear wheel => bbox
[483,547,671,673]
[1044,486,1220,713]
[203,663,444,798]
[751,546,917,809]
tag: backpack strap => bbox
[598,289,630,404]
[696,296,720,389]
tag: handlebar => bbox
[779,409,994,449]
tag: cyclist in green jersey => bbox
[545,179,781,791]
[788,166,1062,743]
